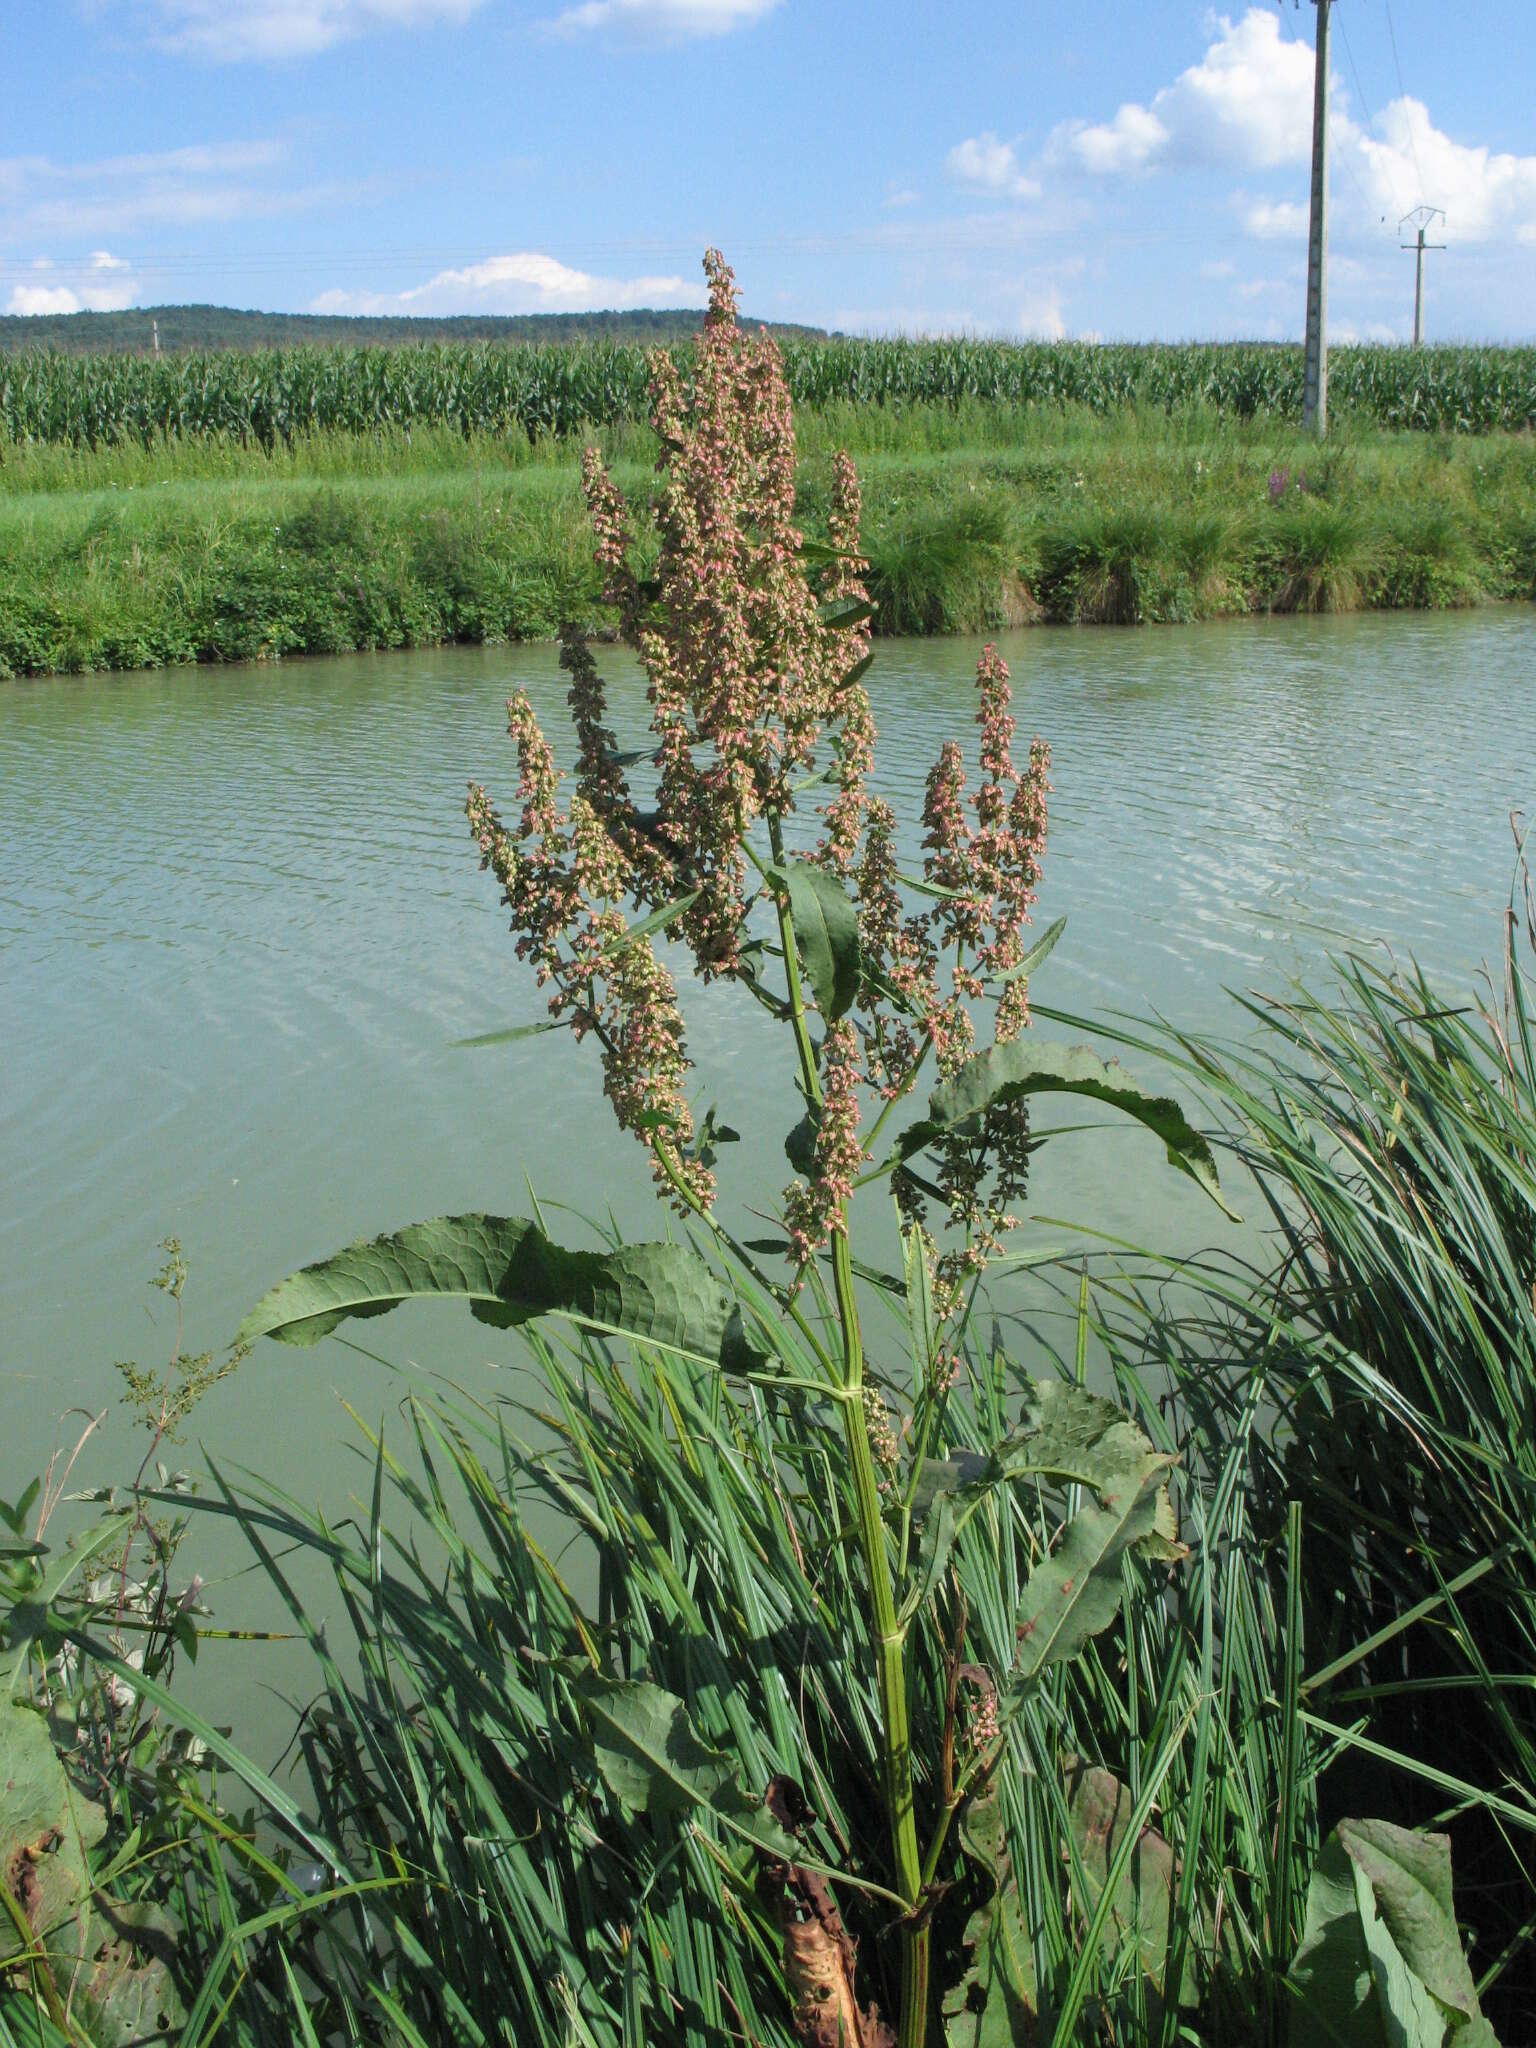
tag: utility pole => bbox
[1399,205,1446,344]
[1302,0,1330,437]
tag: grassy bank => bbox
[3,405,1534,677]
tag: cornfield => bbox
[2,337,1533,450]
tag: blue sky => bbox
[5,2,1533,341]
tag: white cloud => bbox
[1067,102,1168,177]
[0,140,341,244]
[1200,258,1237,280]
[1016,288,1066,341]
[883,186,919,210]
[1037,8,1536,248]
[548,0,778,39]
[1049,12,1313,180]
[1351,97,1536,243]
[1244,199,1308,240]
[946,134,1041,202]
[311,250,695,315]
[7,251,140,315]
[945,4,1536,280]
[144,0,485,60]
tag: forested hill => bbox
[0,304,830,355]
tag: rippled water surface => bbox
[3,609,1533,1484]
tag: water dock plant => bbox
[226,251,1242,2047]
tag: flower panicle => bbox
[581,447,641,634]
[465,692,708,1215]
[819,449,875,873]
[783,1020,868,1267]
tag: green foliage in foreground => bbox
[3,337,1533,452]
[1067,855,1536,2041]
[6,913,1535,2043]
[1291,1819,1497,2047]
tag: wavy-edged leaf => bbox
[773,862,861,1023]
[0,1698,102,1969]
[898,1038,1231,1214]
[0,1700,187,2045]
[1008,1473,1174,1699]
[238,1214,768,1374]
[1337,1819,1480,2022]
[1065,1759,1189,2012]
[575,1676,797,1857]
[916,1382,1172,1524]
[910,1381,1181,1634]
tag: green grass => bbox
[1045,866,1536,2040]
[3,408,1533,679]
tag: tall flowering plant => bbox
[244,253,1222,2048]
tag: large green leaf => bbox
[1340,1820,1480,2023]
[944,1762,1186,2047]
[904,1385,1182,1714]
[773,862,862,1023]
[238,1214,768,1373]
[0,1700,186,2046]
[1008,1477,1173,1698]
[1065,1760,1188,2013]
[909,1381,1181,1635]
[575,1676,798,1857]
[0,1698,102,1970]
[1289,1820,1498,2048]
[897,1039,1229,1212]
[943,1779,1038,2048]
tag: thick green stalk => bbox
[831,1224,928,2045]
[766,815,927,2042]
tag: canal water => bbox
[3,607,1532,1504]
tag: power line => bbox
[1333,8,1399,222]
[1382,0,1428,202]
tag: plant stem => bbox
[768,811,927,2042]
[832,1224,929,2043]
